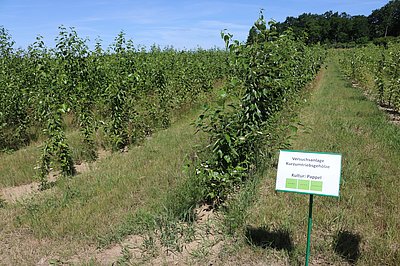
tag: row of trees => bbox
[0,26,227,187]
[197,14,325,204]
[247,0,400,45]
[339,43,400,111]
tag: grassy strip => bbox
[0,129,106,188]
[229,56,400,264]
[12,107,205,243]
[0,145,41,188]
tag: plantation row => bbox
[0,26,227,186]
[338,42,400,110]
[196,17,325,204]
[1,15,325,199]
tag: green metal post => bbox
[305,194,314,266]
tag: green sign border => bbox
[275,149,342,198]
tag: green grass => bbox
[227,56,400,265]
[0,130,103,188]
[15,109,206,242]
[0,145,41,188]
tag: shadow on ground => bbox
[333,230,361,264]
[245,225,293,252]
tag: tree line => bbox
[247,0,400,45]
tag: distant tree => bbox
[369,0,400,38]
[327,12,352,43]
[299,13,323,43]
[350,16,369,43]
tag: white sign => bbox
[276,150,342,197]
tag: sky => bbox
[0,0,390,50]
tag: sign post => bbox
[305,194,313,266]
[276,150,342,265]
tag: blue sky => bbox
[0,0,389,50]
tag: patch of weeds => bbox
[48,258,66,265]
[189,235,221,263]
[190,244,210,261]
[155,208,196,254]
[223,176,260,236]
[0,197,6,208]
[288,246,306,265]
[141,231,157,257]
[97,210,154,248]
[79,258,99,266]
[116,245,133,265]
[163,162,203,223]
